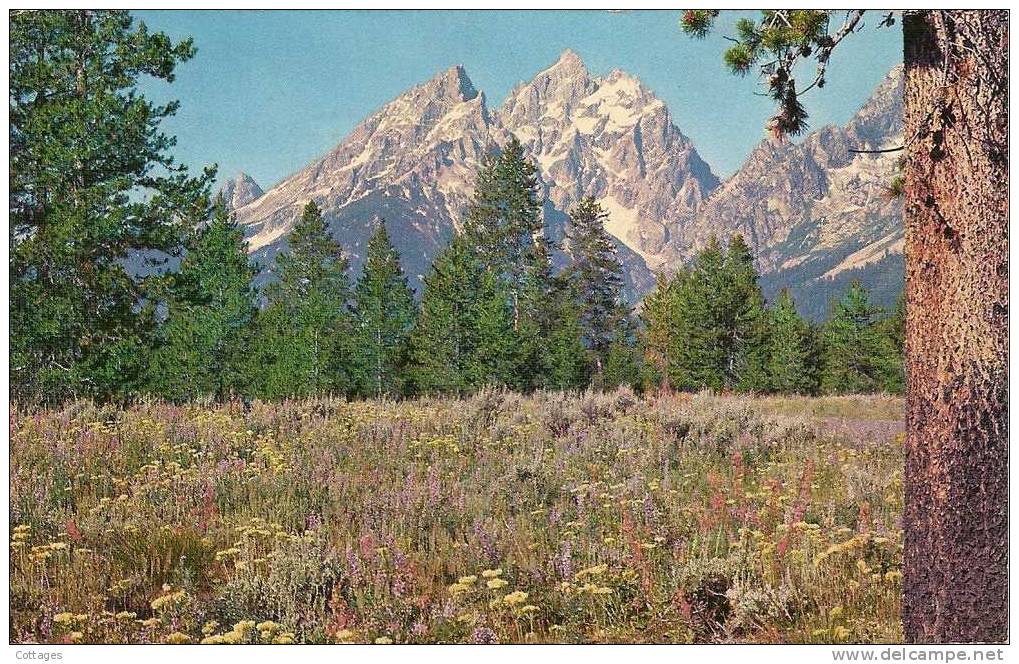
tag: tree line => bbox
[126,138,904,404]
[9,10,902,407]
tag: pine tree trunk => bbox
[901,10,1008,643]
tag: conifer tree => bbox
[639,272,685,391]
[602,323,643,391]
[722,234,770,391]
[462,136,557,389]
[820,281,902,394]
[683,237,728,390]
[408,236,514,395]
[248,201,353,398]
[148,197,257,402]
[10,10,214,403]
[463,137,549,316]
[350,221,417,398]
[766,289,817,394]
[565,197,627,378]
[540,278,589,391]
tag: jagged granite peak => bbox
[230,54,903,315]
[688,65,904,318]
[218,172,264,210]
[232,63,501,288]
[501,51,719,276]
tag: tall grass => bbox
[10,389,904,644]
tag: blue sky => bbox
[136,9,902,188]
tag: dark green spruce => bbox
[350,221,418,398]
[148,197,257,402]
[247,201,353,399]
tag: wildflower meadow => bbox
[10,389,905,644]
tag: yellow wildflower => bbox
[486,578,508,590]
[375,636,393,645]
[481,568,503,578]
[165,632,191,644]
[53,612,74,625]
[503,590,528,605]
[457,575,477,584]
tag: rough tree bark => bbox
[902,10,1008,643]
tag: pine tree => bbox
[721,234,770,392]
[462,136,557,389]
[10,10,214,404]
[820,281,901,394]
[148,197,257,402]
[602,322,643,391]
[766,289,817,394]
[639,272,684,391]
[350,221,417,398]
[408,236,514,395]
[565,197,627,378]
[683,237,728,390]
[541,278,589,391]
[248,201,353,399]
[463,137,548,313]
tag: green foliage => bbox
[540,280,589,391]
[349,221,418,398]
[463,136,550,309]
[565,197,628,378]
[765,290,819,394]
[408,236,515,395]
[148,198,257,402]
[247,201,353,399]
[601,324,643,391]
[643,235,769,392]
[820,282,903,394]
[682,10,870,138]
[10,9,214,404]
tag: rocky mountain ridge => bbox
[228,51,904,316]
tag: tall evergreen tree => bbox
[820,281,902,394]
[10,10,214,403]
[540,278,589,391]
[722,234,770,391]
[350,221,417,398]
[639,272,685,391]
[463,137,549,317]
[462,136,558,389]
[407,236,515,395]
[148,197,256,402]
[683,237,728,390]
[565,197,627,378]
[765,289,817,394]
[247,201,352,399]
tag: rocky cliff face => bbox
[219,172,264,210]
[688,65,904,317]
[500,50,719,293]
[230,52,903,315]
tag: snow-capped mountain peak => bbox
[229,52,903,314]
